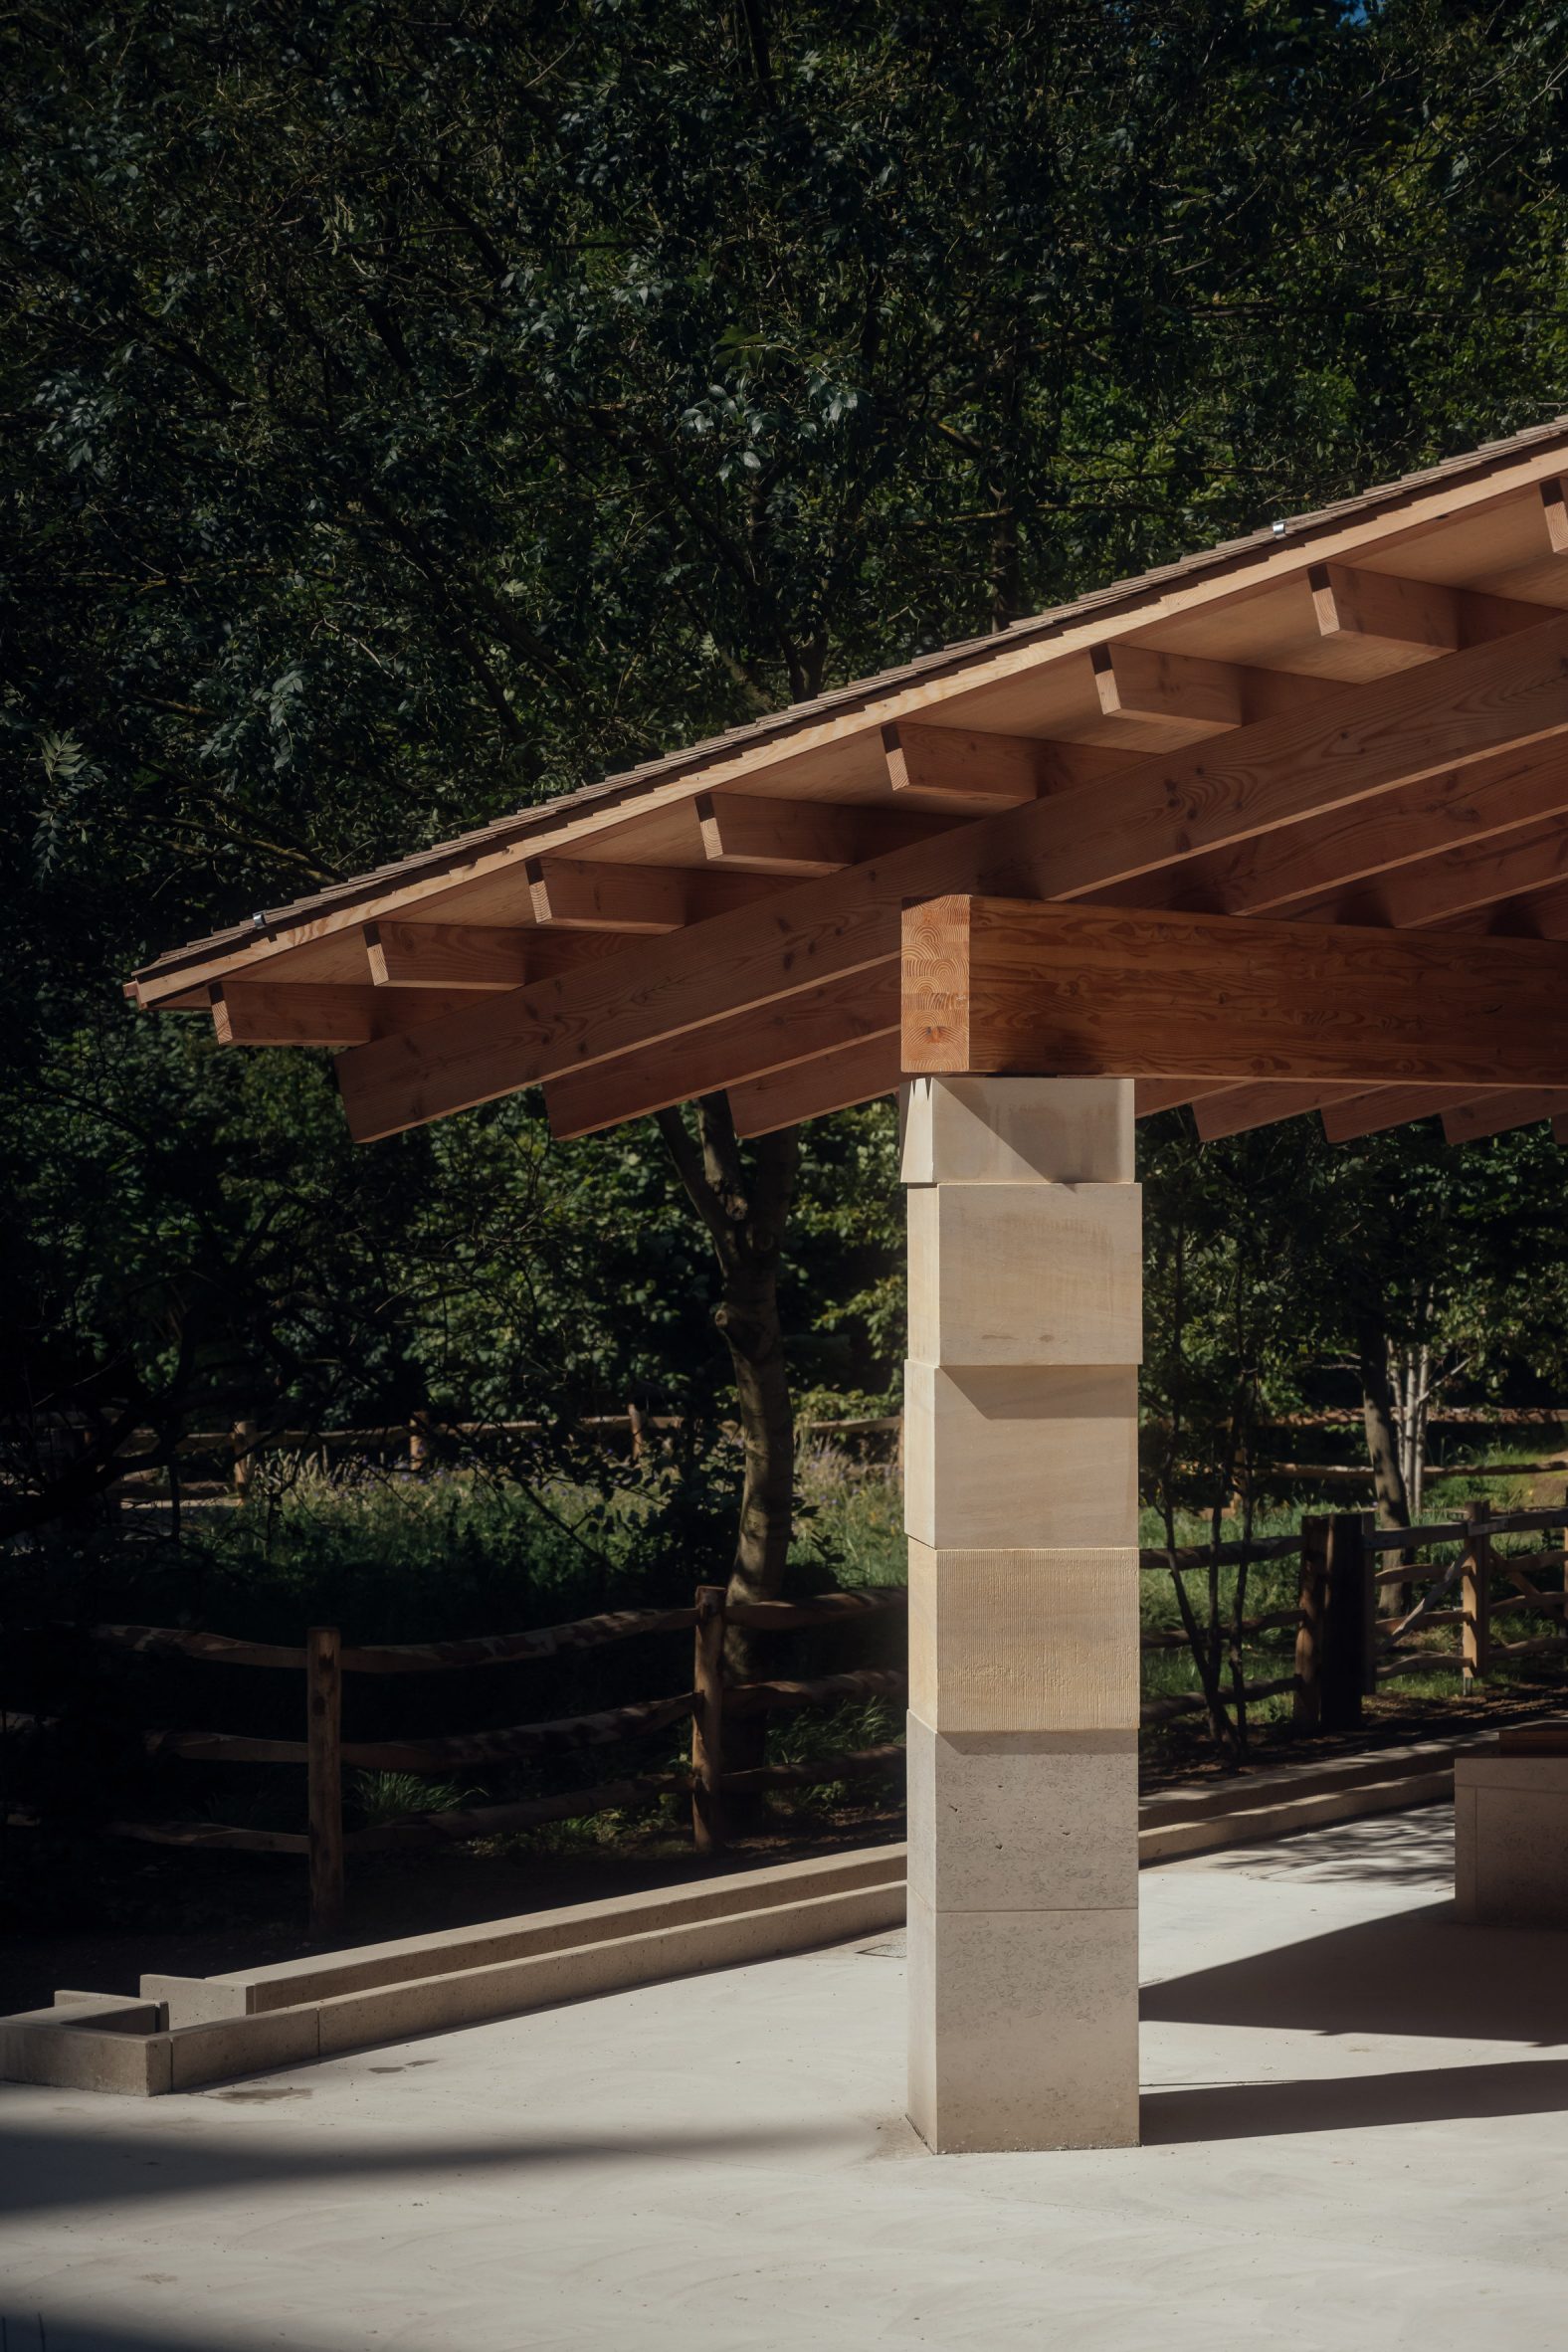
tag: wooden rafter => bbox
[728,1035,902,1137]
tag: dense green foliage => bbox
[4,0,1568,1587]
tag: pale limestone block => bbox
[906,1891,1138,2153]
[900,1077,1134,1188]
[906,1716,1137,1911]
[906,1184,1142,1368]
[902,1361,1138,1549]
[907,1543,1140,1731]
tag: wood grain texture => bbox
[902,894,1568,1086]
[1442,1089,1568,1143]
[1320,1086,1490,1142]
[1193,1082,1368,1139]
[727,1032,900,1135]
[211,980,479,1047]
[542,964,899,1137]
[695,790,945,874]
[336,612,1568,1139]
[365,919,531,990]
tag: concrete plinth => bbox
[1456,1750,1568,1925]
[901,1075,1140,2152]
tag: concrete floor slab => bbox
[2,1805,1567,2352]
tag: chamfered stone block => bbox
[908,1542,1140,1731]
[906,1183,1142,1368]
[905,1716,1137,1911]
[900,1076,1134,1189]
[902,1361,1138,1549]
[906,1890,1139,2153]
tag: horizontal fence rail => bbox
[8,1584,911,1934]
[10,1491,1568,1932]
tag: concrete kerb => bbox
[6,1723,1560,2098]
[1,1849,908,2097]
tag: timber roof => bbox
[133,413,1568,1154]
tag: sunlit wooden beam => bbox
[695,791,946,876]
[728,1034,902,1136]
[211,982,475,1048]
[543,967,899,1139]
[364,919,531,991]
[902,895,1568,1089]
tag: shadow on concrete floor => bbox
[1143,1898,1566,2044]
[1143,2055,1568,2142]
[0,2114,863,2224]
[1191,1806,1457,1889]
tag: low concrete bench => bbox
[1456,1730,1568,1927]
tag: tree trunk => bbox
[1357,1309,1410,1611]
[657,1096,800,1817]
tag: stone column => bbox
[901,1076,1141,2153]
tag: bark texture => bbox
[656,1094,800,1692]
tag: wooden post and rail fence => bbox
[6,1494,1566,1935]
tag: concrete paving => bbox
[2,1804,1566,2352]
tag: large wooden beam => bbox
[1442,1090,1568,1145]
[336,614,1568,1141]
[542,967,899,1140]
[728,1034,901,1137]
[901,896,1568,1088]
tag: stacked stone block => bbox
[901,1076,1141,2152]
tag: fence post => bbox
[690,1585,726,1854]
[1294,1514,1328,1729]
[1319,1510,1371,1732]
[306,1626,345,1940]
[1462,1494,1492,1694]
[232,1418,257,1498]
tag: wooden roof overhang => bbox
[130,418,1568,1153]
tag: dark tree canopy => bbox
[3,0,1567,1521]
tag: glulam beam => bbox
[901,896,1568,1090]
